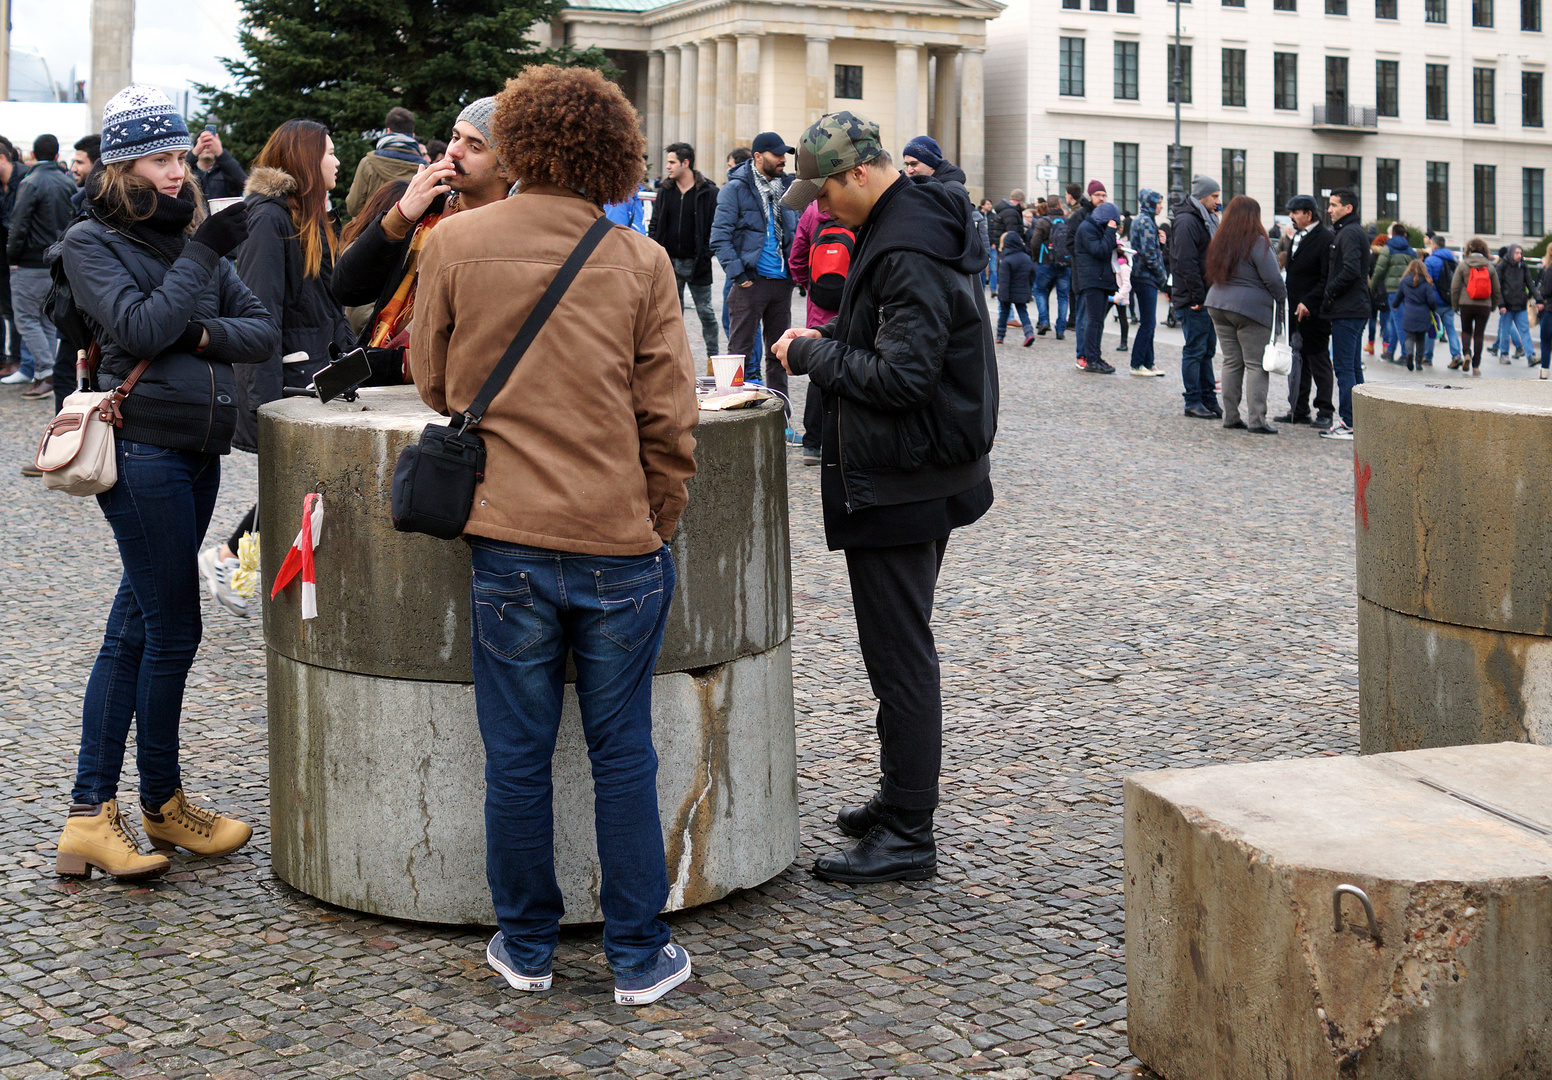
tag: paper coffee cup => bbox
[710,354,744,392]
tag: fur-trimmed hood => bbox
[243,166,296,200]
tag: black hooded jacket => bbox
[1320,213,1372,321]
[647,172,719,285]
[786,174,998,522]
[1168,197,1212,310]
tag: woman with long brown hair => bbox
[1204,195,1286,433]
[202,120,355,617]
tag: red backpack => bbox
[807,222,856,310]
[1466,264,1492,301]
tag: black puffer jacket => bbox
[1168,197,1212,310]
[1320,214,1372,321]
[989,198,1023,250]
[786,174,998,512]
[1073,213,1118,294]
[7,161,77,267]
[59,211,278,455]
[232,166,356,452]
[1499,248,1534,311]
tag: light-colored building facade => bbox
[556,0,1004,200]
[986,0,1552,247]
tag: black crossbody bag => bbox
[390,215,614,539]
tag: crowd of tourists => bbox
[979,179,1551,440]
[26,68,998,1012]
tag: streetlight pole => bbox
[1169,0,1184,212]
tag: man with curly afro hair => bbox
[408,64,699,1008]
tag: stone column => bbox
[932,49,959,163]
[663,46,681,147]
[90,0,136,133]
[959,46,986,203]
[736,34,762,150]
[646,50,665,173]
[716,37,737,168]
[895,44,920,151]
[679,43,698,149]
[696,41,717,166]
[805,35,831,126]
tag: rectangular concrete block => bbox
[1125,744,1552,1079]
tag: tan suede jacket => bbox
[408,183,698,555]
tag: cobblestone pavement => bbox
[0,315,1457,1080]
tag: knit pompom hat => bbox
[99,85,191,165]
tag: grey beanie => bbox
[1191,173,1221,200]
[457,96,497,144]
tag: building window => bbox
[1526,0,1543,30]
[1114,143,1139,210]
[1526,168,1546,235]
[1115,41,1139,99]
[1328,0,1348,13]
[1474,0,1494,24]
[1222,149,1247,202]
[1223,49,1247,106]
[1314,154,1361,200]
[1118,0,1136,12]
[1060,38,1086,96]
[1274,52,1298,110]
[1377,158,1401,220]
[1063,0,1080,9]
[1377,60,1399,116]
[1474,164,1496,233]
[1427,161,1450,232]
[1427,64,1449,119]
[1060,139,1086,188]
[1377,0,1398,17]
[1224,0,1246,8]
[1474,67,1496,123]
[1090,0,1109,11]
[1168,44,1193,103]
[1167,145,1194,191]
[1326,56,1349,113]
[1426,0,1448,20]
[834,65,863,99]
[1528,71,1546,126]
[1275,152,1299,213]
[1275,0,1296,10]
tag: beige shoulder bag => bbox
[34,352,152,496]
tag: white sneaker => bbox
[1320,421,1354,441]
[0,370,32,385]
[198,547,248,617]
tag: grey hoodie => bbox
[1450,251,1502,310]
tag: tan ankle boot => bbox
[56,801,171,880]
[142,789,252,858]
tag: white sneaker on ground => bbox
[1320,421,1354,441]
[198,547,248,617]
[0,370,32,385]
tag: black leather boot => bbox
[813,806,936,883]
[836,794,886,839]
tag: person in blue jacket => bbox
[1073,200,1120,375]
[1395,257,1445,371]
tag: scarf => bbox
[376,131,425,164]
[1289,222,1315,260]
[750,166,787,253]
[95,185,196,264]
[1190,196,1219,238]
[368,195,462,357]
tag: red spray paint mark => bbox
[1354,451,1372,530]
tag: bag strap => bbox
[457,214,615,431]
[93,357,153,428]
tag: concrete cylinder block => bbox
[1353,381,1552,638]
[257,389,792,682]
[268,644,798,925]
[1125,743,1552,1080]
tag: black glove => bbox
[191,201,250,258]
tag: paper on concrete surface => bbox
[698,389,769,411]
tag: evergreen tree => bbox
[197,0,610,210]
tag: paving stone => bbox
[0,315,1397,1077]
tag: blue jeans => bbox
[987,250,999,293]
[1496,309,1537,358]
[1425,309,1461,361]
[1072,290,1087,356]
[1130,279,1159,369]
[1079,288,1109,362]
[470,539,675,980]
[1034,264,1069,332]
[997,300,1033,340]
[1383,303,1403,353]
[73,441,220,806]
[1177,306,1219,409]
[1330,317,1367,427]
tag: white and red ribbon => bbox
[270,493,324,619]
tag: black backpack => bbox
[45,230,95,356]
[1045,216,1070,268]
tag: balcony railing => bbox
[1313,104,1379,131]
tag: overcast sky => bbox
[12,0,243,103]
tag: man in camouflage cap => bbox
[772,112,998,886]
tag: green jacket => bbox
[1368,237,1416,298]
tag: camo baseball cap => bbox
[780,111,884,211]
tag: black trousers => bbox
[726,276,792,415]
[1290,317,1334,420]
[843,538,948,811]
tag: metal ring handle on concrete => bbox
[1333,884,1382,944]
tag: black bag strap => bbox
[456,214,615,430]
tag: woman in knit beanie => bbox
[54,85,278,882]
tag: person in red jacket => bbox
[787,199,843,467]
